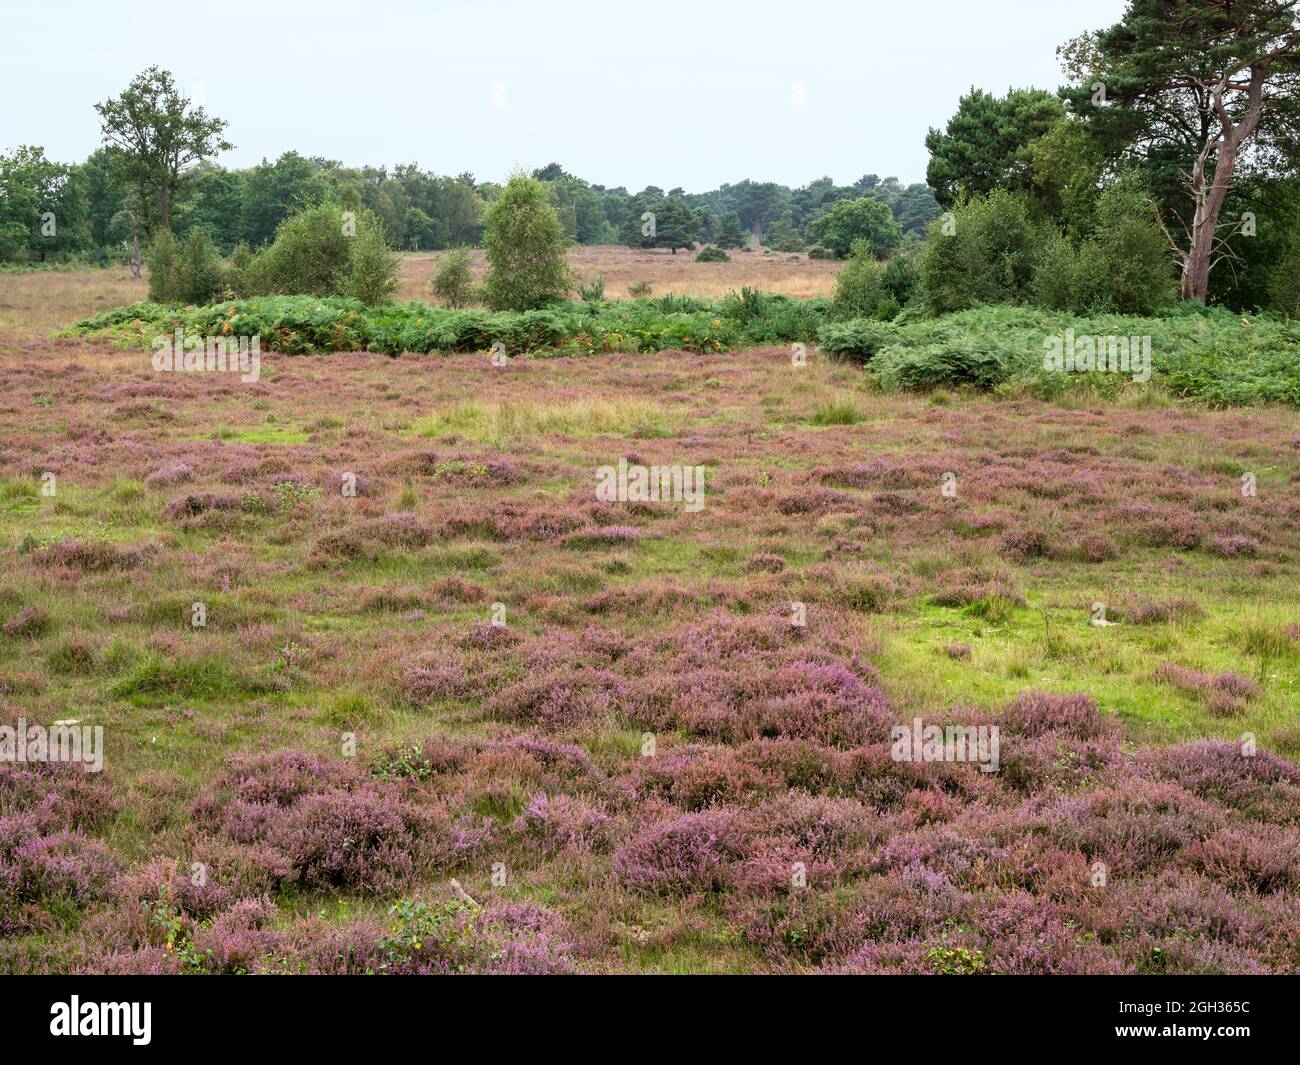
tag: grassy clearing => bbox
[413,398,680,443]
[1,267,1298,974]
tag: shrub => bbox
[2,605,51,639]
[806,245,834,260]
[224,241,255,298]
[341,224,400,305]
[696,246,730,263]
[809,197,902,258]
[481,174,572,310]
[431,247,474,308]
[174,228,224,305]
[145,230,180,303]
[879,251,917,306]
[611,811,746,895]
[831,242,887,318]
[249,202,354,297]
[1084,177,1177,315]
[576,273,606,301]
[1032,232,1089,312]
[917,189,1047,312]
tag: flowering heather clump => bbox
[163,491,240,521]
[513,793,615,855]
[1139,741,1300,825]
[1154,662,1261,716]
[191,896,285,973]
[629,743,782,810]
[470,900,580,975]
[78,948,187,976]
[110,843,290,921]
[191,748,488,893]
[400,662,471,705]
[998,729,1119,795]
[0,763,118,832]
[476,501,589,542]
[1206,533,1260,558]
[1187,826,1300,895]
[612,811,747,895]
[999,526,1052,562]
[995,691,1119,741]
[369,511,435,548]
[738,793,880,890]
[1074,531,1120,563]
[1040,778,1226,875]
[490,735,602,783]
[776,487,857,516]
[488,668,623,728]
[264,915,389,974]
[143,461,194,488]
[458,620,522,651]
[27,537,151,572]
[564,524,644,547]
[929,567,1025,608]
[1133,511,1201,549]
[0,818,120,933]
[2,605,51,639]
[274,788,485,893]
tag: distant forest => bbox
[0,145,940,262]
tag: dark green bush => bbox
[831,243,886,318]
[174,228,224,305]
[917,190,1048,312]
[481,174,572,310]
[817,319,897,362]
[432,247,475,307]
[695,247,730,262]
[145,231,180,303]
[342,224,401,305]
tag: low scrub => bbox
[818,304,1300,405]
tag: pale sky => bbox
[0,0,1128,190]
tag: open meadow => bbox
[2,263,1298,975]
[7,0,1300,1000]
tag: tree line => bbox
[0,68,938,268]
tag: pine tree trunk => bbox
[1180,68,1266,302]
[1181,145,1237,302]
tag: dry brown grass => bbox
[399,244,842,301]
[0,266,145,352]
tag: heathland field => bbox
[2,260,1299,975]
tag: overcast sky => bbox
[1,0,1128,190]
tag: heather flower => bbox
[2,605,51,639]
[612,811,747,895]
[513,793,615,854]
[1139,741,1300,824]
[996,690,1118,741]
